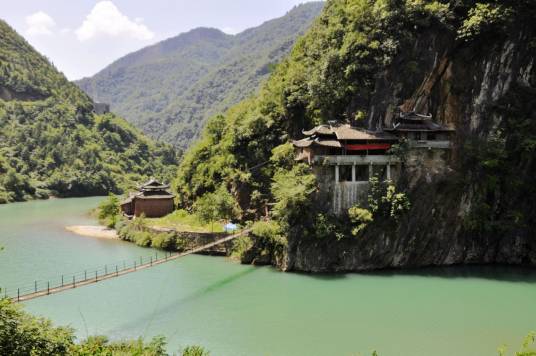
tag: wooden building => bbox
[120,179,175,218]
[292,115,454,215]
[384,111,454,145]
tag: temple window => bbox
[339,165,353,182]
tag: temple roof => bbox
[292,138,342,148]
[386,111,454,132]
[302,124,397,141]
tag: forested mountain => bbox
[0,20,177,203]
[76,2,324,149]
[175,0,536,271]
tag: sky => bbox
[2,0,316,80]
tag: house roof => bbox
[135,194,174,200]
[139,178,170,191]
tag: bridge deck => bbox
[10,230,249,303]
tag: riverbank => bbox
[65,225,118,239]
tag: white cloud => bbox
[25,11,56,36]
[75,1,155,42]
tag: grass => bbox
[146,209,225,233]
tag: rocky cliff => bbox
[284,7,536,272]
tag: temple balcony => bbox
[313,155,401,166]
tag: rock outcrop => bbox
[283,16,536,272]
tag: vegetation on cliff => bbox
[175,0,535,265]
[77,2,324,149]
[175,0,450,235]
[0,20,178,203]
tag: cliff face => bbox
[283,16,536,272]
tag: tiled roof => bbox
[301,124,397,141]
[292,138,342,148]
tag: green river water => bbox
[0,197,535,356]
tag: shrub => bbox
[348,207,373,236]
[457,3,513,41]
[98,194,121,228]
[151,232,176,249]
[231,235,254,260]
[251,220,287,248]
[181,345,210,356]
[313,213,346,240]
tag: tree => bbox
[98,194,120,228]
[194,186,241,231]
[271,163,316,227]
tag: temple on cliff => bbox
[293,113,454,214]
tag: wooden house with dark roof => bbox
[120,179,175,218]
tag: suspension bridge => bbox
[4,229,250,303]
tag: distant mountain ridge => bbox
[77,2,324,148]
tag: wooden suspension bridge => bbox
[5,229,250,303]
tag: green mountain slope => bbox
[76,2,324,148]
[0,19,177,203]
[175,0,536,271]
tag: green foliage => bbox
[73,335,167,356]
[0,20,178,203]
[368,177,410,221]
[77,3,324,149]
[457,3,513,41]
[117,216,154,247]
[98,194,120,228]
[271,164,316,227]
[348,207,373,236]
[148,209,224,233]
[0,299,74,356]
[117,217,185,250]
[231,234,254,260]
[251,220,287,249]
[181,345,210,356]
[313,213,346,240]
[194,185,241,224]
[498,332,536,356]
[270,143,296,171]
[0,298,209,356]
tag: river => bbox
[0,197,535,355]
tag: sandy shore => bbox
[66,225,118,239]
